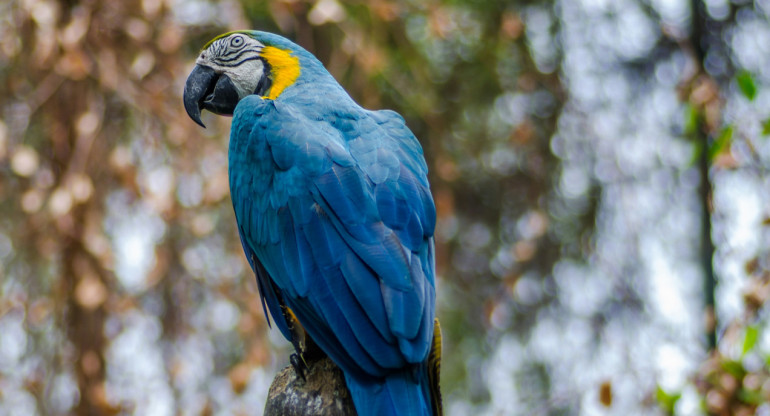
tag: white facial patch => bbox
[197,34,268,99]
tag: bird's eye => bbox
[230,36,244,48]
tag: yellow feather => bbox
[428,318,444,416]
[260,46,300,100]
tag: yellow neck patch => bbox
[261,46,300,100]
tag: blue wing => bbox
[229,95,436,379]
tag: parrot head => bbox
[183,31,305,127]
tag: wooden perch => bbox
[264,355,357,416]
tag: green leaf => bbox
[683,104,700,137]
[721,360,745,378]
[737,71,757,101]
[738,388,765,405]
[762,118,770,136]
[742,325,759,356]
[689,141,703,167]
[655,386,681,415]
[708,125,733,162]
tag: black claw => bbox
[290,353,308,381]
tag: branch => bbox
[264,356,357,416]
[689,0,719,351]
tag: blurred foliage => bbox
[708,125,733,163]
[690,262,770,416]
[1,0,769,415]
[736,71,757,102]
[657,386,682,415]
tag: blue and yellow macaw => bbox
[183,31,441,416]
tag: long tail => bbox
[427,318,443,416]
[344,319,443,416]
[344,368,432,416]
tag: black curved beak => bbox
[183,65,240,128]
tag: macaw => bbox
[183,31,441,416]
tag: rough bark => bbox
[264,356,357,416]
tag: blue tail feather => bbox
[344,367,433,416]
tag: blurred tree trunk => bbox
[689,0,725,351]
[7,0,190,413]
[45,25,113,416]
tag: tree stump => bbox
[264,356,356,416]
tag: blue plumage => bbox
[186,30,438,415]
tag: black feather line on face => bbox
[254,57,273,97]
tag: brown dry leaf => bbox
[744,257,759,275]
[200,400,213,416]
[743,278,770,312]
[599,381,612,407]
[81,350,101,376]
[229,363,252,394]
[372,0,400,22]
[511,120,535,146]
[712,152,738,170]
[435,157,459,182]
[433,187,455,219]
[55,49,93,80]
[88,383,122,415]
[690,76,719,108]
[428,7,451,39]
[501,12,524,39]
[513,241,536,262]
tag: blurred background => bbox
[1,0,769,414]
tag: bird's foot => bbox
[290,352,308,382]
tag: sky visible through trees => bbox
[1,0,769,415]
